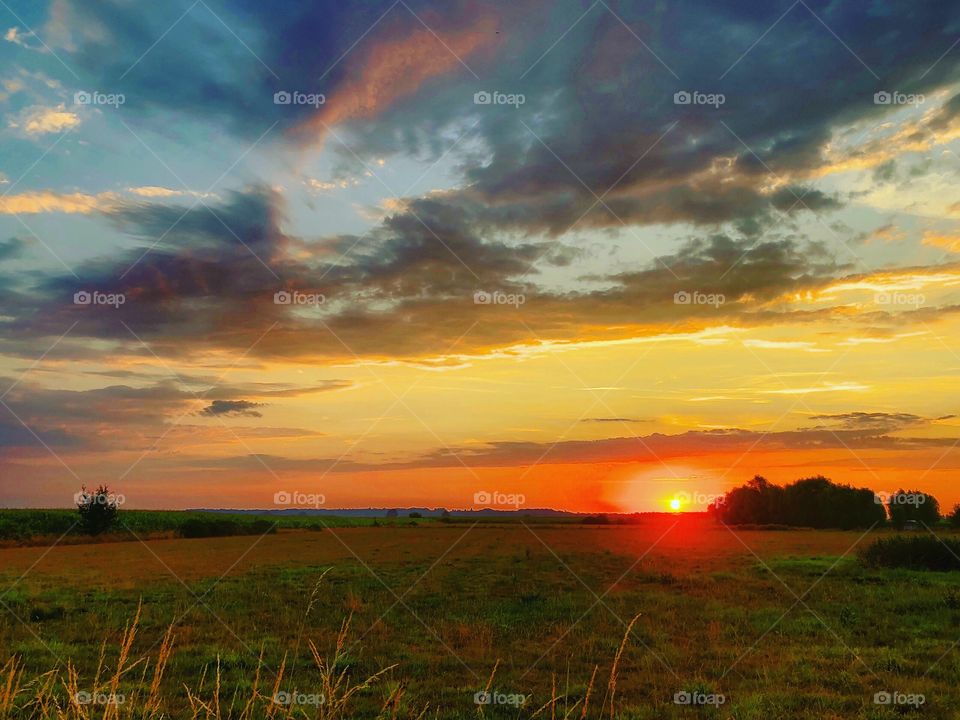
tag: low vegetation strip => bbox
[859,535,960,571]
[178,517,277,539]
[0,509,363,544]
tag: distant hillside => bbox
[186,507,696,520]
[187,507,578,518]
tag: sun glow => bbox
[669,497,682,512]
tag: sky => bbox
[0,0,959,512]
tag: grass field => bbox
[1,516,959,718]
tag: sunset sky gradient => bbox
[1,0,960,511]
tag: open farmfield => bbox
[1,517,959,719]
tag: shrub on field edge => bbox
[76,485,120,535]
[859,535,960,571]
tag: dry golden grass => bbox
[0,609,416,719]
[0,602,646,719]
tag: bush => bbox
[76,485,120,535]
[859,535,960,571]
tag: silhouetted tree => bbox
[948,504,960,529]
[716,475,884,529]
[887,489,940,529]
[781,476,883,530]
[76,485,120,535]
[716,475,782,524]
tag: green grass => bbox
[1,522,960,717]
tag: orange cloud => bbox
[922,230,960,253]
[296,15,498,141]
[0,190,117,214]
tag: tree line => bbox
[711,475,957,529]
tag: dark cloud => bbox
[199,399,264,417]
[180,414,960,473]
[807,412,926,433]
[0,180,860,363]
[580,417,651,424]
[44,0,960,235]
[0,413,80,449]
[0,238,26,262]
[0,376,342,452]
[410,418,960,468]
[1,0,954,367]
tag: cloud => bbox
[4,26,42,50]
[185,413,960,474]
[401,415,960,469]
[199,400,264,417]
[0,184,909,365]
[9,104,80,135]
[923,230,960,253]
[0,376,335,452]
[1,0,957,370]
[294,12,500,143]
[126,186,215,199]
[0,191,116,215]
[580,417,651,424]
[807,412,926,433]
[0,237,26,261]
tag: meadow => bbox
[0,515,959,718]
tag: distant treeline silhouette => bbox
[712,475,944,529]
